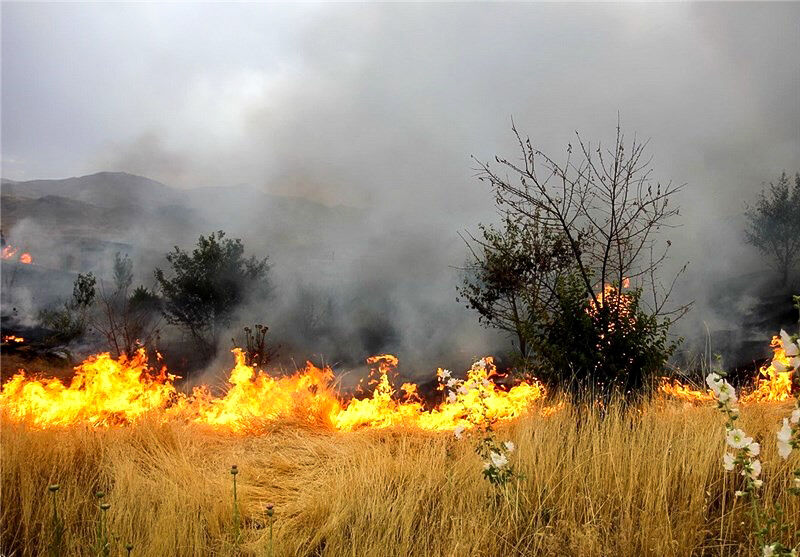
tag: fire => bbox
[0,349,545,432]
[1,244,33,264]
[741,334,796,402]
[659,333,797,404]
[0,351,179,427]
[2,335,25,344]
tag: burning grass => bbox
[2,400,799,556]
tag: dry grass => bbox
[2,400,798,556]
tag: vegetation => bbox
[93,253,161,358]
[2,401,798,556]
[39,272,97,344]
[744,171,800,286]
[464,122,687,396]
[154,231,271,358]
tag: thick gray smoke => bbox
[2,3,799,375]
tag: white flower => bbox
[457,385,469,395]
[706,373,723,394]
[446,378,458,389]
[792,356,800,370]
[742,459,761,480]
[734,490,744,497]
[453,425,465,439]
[747,441,761,456]
[763,544,776,557]
[483,461,491,470]
[753,479,763,488]
[447,391,457,404]
[481,378,491,388]
[779,329,799,356]
[439,369,451,380]
[791,408,800,425]
[489,451,509,469]
[503,441,515,453]
[726,428,752,449]
[717,381,737,403]
[722,453,735,471]
[778,441,792,459]
[772,359,788,373]
[777,418,792,443]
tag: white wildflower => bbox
[779,329,799,356]
[453,425,465,440]
[753,479,763,488]
[791,407,800,425]
[777,418,792,443]
[457,385,469,395]
[717,380,737,403]
[763,543,776,557]
[742,459,761,480]
[706,373,723,395]
[772,359,788,373]
[447,391,457,404]
[735,490,744,497]
[503,441,515,453]
[489,451,508,469]
[446,378,458,389]
[481,378,491,388]
[747,441,761,457]
[726,428,752,449]
[722,452,735,471]
[439,369,451,380]
[778,441,792,459]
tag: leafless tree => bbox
[474,120,690,335]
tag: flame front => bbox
[659,334,796,403]
[0,349,545,432]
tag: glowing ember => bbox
[2,335,25,344]
[1,245,18,259]
[0,349,545,432]
[1,245,33,264]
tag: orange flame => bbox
[1,245,32,264]
[0,349,545,432]
[2,335,25,344]
[659,334,796,404]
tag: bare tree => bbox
[475,121,690,333]
[744,171,800,286]
[93,253,161,357]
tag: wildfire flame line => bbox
[0,349,546,432]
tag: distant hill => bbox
[1,172,182,210]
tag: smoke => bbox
[2,3,799,372]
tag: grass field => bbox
[2,399,798,556]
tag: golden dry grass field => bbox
[2,400,798,556]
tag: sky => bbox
[2,2,799,361]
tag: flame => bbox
[660,334,796,404]
[741,335,795,402]
[0,349,545,432]
[2,335,25,344]
[1,245,33,264]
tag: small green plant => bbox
[47,484,64,557]
[265,503,275,557]
[94,491,111,557]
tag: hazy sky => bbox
[2,2,799,340]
